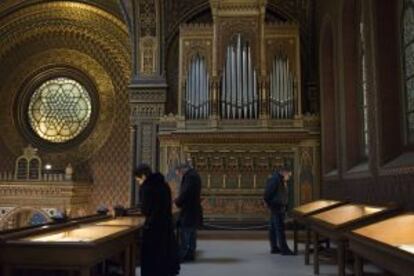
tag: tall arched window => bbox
[359,7,369,158]
[403,0,414,143]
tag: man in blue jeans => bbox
[174,163,202,262]
[263,166,294,255]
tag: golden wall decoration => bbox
[0,1,132,212]
[0,49,116,164]
[0,180,92,230]
[140,36,158,75]
[137,0,161,77]
[159,125,320,220]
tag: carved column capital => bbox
[129,82,167,123]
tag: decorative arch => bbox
[0,206,50,230]
[0,0,125,21]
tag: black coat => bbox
[139,173,180,276]
[174,169,202,228]
[263,172,289,213]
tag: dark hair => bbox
[134,164,152,178]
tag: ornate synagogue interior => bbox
[0,0,413,230]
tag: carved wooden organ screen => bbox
[161,2,319,222]
[179,23,301,121]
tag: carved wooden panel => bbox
[217,17,260,71]
[265,24,300,75]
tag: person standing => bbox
[174,163,202,262]
[263,166,294,255]
[135,164,180,276]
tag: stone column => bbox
[122,0,167,205]
[130,83,166,165]
[129,83,166,205]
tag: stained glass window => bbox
[28,77,92,143]
[403,0,414,143]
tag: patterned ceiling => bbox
[0,0,123,20]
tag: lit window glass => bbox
[359,20,369,157]
[28,77,92,143]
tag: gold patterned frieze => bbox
[0,1,127,32]
[180,23,214,33]
[0,178,92,230]
[210,0,267,16]
[265,22,300,33]
[0,180,92,217]
[0,2,130,64]
[159,132,315,144]
[159,114,320,129]
[129,88,167,103]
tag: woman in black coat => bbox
[135,164,180,276]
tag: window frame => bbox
[402,0,414,146]
[15,66,100,152]
[27,77,93,143]
[357,7,370,160]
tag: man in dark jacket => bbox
[135,164,180,276]
[263,166,294,255]
[174,163,202,262]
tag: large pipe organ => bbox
[160,0,320,223]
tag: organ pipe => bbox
[226,46,232,118]
[242,44,248,117]
[184,40,296,120]
[270,54,294,119]
[247,47,253,118]
[221,34,258,119]
[185,55,210,119]
[236,35,242,118]
[231,43,236,118]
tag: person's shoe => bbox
[271,248,281,254]
[281,250,295,256]
[180,254,195,263]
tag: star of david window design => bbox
[27,77,92,143]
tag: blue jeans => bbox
[269,212,290,252]
[180,227,197,259]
